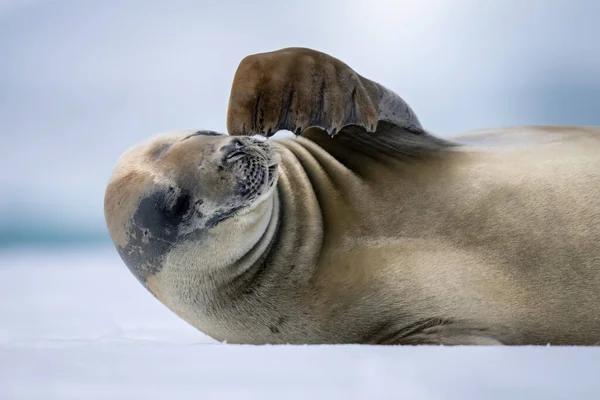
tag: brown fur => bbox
[105,48,600,345]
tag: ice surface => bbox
[1,247,600,399]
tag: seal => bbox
[105,47,600,345]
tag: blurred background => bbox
[3,2,600,393]
[1,0,600,249]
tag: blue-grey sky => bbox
[1,0,600,243]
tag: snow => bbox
[1,247,600,399]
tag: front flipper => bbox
[226,47,454,157]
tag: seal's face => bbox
[104,130,280,289]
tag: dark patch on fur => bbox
[163,187,192,223]
[117,187,205,285]
[269,325,280,334]
[117,191,184,284]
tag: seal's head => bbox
[104,130,280,308]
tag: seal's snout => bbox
[217,136,280,198]
[221,136,280,166]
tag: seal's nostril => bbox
[222,138,249,163]
[231,138,245,148]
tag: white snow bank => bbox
[0,246,207,346]
[1,247,599,399]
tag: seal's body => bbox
[105,48,600,345]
